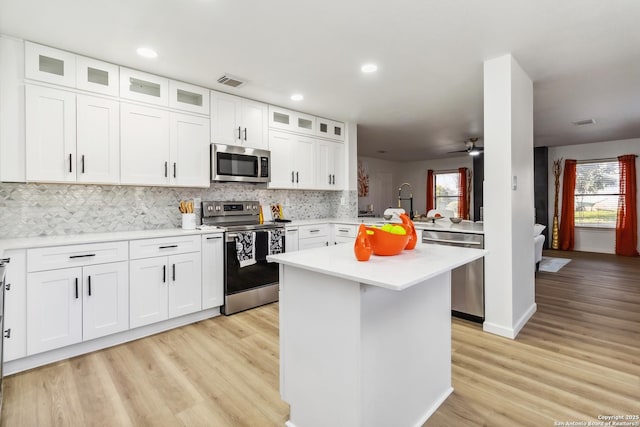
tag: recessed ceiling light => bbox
[361,63,378,73]
[290,94,304,101]
[136,47,158,59]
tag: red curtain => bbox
[426,170,434,211]
[559,159,577,250]
[458,167,468,219]
[615,155,639,256]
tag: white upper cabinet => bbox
[169,112,210,187]
[120,67,169,106]
[316,117,345,142]
[120,103,171,185]
[25,85,76,182]
[24,42,76,88]
[268,105,316,135]
[76,56,119,97]
[76,95,120,184]
[268,130,315,189]
[121,103,209,187]
[316,140,345,190]
[169,80,209,115]
[210,91,268,149]
[26,85,120,184]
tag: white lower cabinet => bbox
[201,234,224,309]
[130,251,202,328]
[26,260,129,355]
[298,224,331,251]
[3,250,27,362]
[333,224,357,245]
[82,261,129,341]
[285,227,299,252]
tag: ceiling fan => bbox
[448,138,483,156]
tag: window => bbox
[574,160,619,227]
[434,172,460,212]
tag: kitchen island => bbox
[268,242,486,427]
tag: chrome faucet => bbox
[398,183,414,218]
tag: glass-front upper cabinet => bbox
[76,56,119,97]
[169,80,210,115]
[24,41,76,87]
[119,67,169,106]
[268,105,316,135]
[316,117,345,142]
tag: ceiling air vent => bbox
[217,74,247,88]
[572,118,596,126]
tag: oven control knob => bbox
[207,206,213,212]
[252,205,257,210]
[215,206,221,211]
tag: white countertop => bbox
[0,227,224,255]
[267,242,486,291]
[413,220,484,234]
[284,217,484,234]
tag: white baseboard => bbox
[412,386,454,427]
[4,308,220,375]
[483,303,537,339]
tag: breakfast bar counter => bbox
[268,243,486,427]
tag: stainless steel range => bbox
[202,201,285,315]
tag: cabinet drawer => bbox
[129,235,201,259]
[299,224,330,239]
[334,224,357,238]
[24,41,76,88]
[27,241,128,272]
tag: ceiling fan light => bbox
[469,149,481,156]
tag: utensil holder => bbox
[181,213,196,230]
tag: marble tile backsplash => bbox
[0,182,357,238]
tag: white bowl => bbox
[449,217,462,224]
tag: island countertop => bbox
[267,242,486,291]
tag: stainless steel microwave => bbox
[211,144,270,183]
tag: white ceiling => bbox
[2,0,639,161]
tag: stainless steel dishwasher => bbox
[422,230,484,322]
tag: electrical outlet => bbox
[340,196,345,206]
[285,198,290,206]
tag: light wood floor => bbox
[2,250,639,426]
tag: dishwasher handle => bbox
[423,237,482,246]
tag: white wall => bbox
[357,156,399,216]
[483,54,535,339]
[395,156,473,217]
[548,138,640,254]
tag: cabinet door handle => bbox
[81,155,85,174]
[206,236,222,240]
[238,126,242,140]
[5,283,10,291]
[159,244,178,249]
[309,229,320,233]
[69,254,96,259]
[329,174,331,185]
[338,228,349,232]
[243,128,247,141]
[164,161,168,177]
[296,171,299,183]
[332,174,335,185]
[291,171,294,183]
[69,153,73,173]
[173,162,177,178]
[88,275,92,296]
[75,278,79,299]
[163,265,166,283]
[172,264,176,282]
[4,328,10,339]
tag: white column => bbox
[483,54,536,338]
